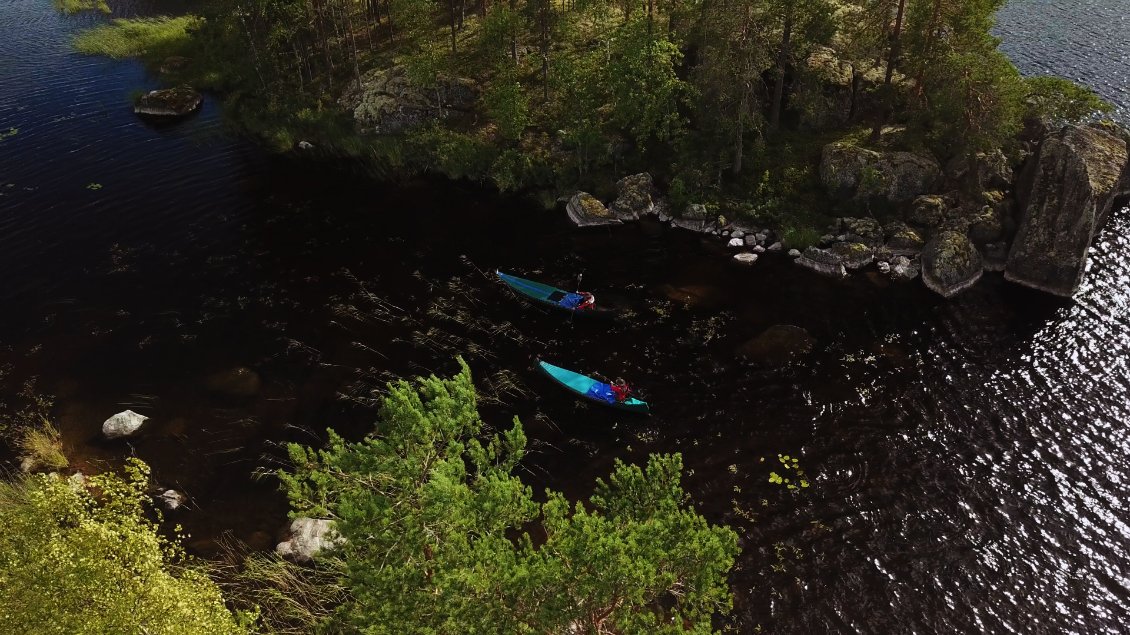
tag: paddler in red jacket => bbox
[610,378,630,402]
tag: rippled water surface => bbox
[1,0,1128,632]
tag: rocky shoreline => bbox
[566,120,1130,301]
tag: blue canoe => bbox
[497,271,610,315]
[538,360,650,414]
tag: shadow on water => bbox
[2,0,1130,631]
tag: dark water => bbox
[2,0,1129,631]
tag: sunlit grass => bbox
[73,16,200,60]
[19,423,68,472]
[54,0,110,15]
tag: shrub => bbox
[0,460,252,634]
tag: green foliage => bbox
[605,20,687,147]
[781,225,822,250]
[274,359,739,634]
[1023,75,1114,126]
[0,127,16,141]
[54,0,109,14]
[73,16,200,61]
[484,76,530,141]
[0,460,251,634]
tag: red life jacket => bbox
[611,382,630,402]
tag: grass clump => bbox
[73,16,199,61]
[54,0,110,14]
[18,423,68,472]
[781,226,823,251]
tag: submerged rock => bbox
[796,247,847,279]
[736,325,816,367]
[1005,123,1130,297]
[205,366,262,398]
[102,409,148,439]
[134,87,202,118]
[276,518,343,563]
[733,252,759,265]
[921,230,983,298]
[158,56,191,75]
[566,192,620,227]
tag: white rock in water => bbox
[727,237,744,248]
[731,229,745,239]
[298,140,314,150]
[767,242,783,252]
[733,252,759,265]
[878,261,892,274]
[788,249,802,258]
[276,517,343,563]
[753,245,766,254]
[744,235,759,246]
[102,410,148,439]
[158,489,187,511]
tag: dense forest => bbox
[78,0,1107,226]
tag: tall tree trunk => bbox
[870,0,906,143]
[342,0,363,94]
[510,0,518,63]
[449,0,457,52]
[768,5,793,132]
[732,90,746,175]
[913,0,944,101]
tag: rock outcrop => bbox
[796,247,848,278]
[103,410,148,439]
[921,230,983,298]
[341,66,478,134]
[566,192,621,227]
[609,173,667,220]
[820,142,942,204]
[1005,123,1130,297]
[134,87,202,118]
[276,518,342,563]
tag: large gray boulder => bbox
[102,410,148,439]
[609,173,667,220]
[340,66,478,134]
[1005,123,1130,297]
[276,518,342,563]
[566,192,620,227]
[134,87,202,118]
[921,230,983,298]
[820,142,942,204]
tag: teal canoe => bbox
[538,360,650,414]
[497,271,609,315]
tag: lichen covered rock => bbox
[134,86,202,118]
[1005,123,1130,297]
[796,247,848,279]
[820,142,941,204]
[566,192,620,227]
[921,230,983,298]
[340,66,478,134]
[609,173,667,220]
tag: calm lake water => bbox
[1,0,1128,631]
